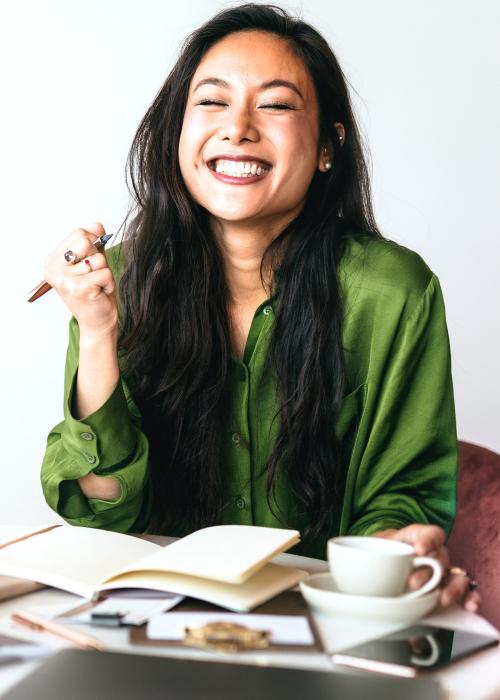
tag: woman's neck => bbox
[212,220,277,308]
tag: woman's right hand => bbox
[43,222,118,338]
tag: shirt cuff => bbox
[61,370,138,477]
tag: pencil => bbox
[26,233,113,303]
[12,610,105,652]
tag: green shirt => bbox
[40,235,457,559]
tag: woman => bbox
[40,4,479,611]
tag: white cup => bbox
[327,536,443,599]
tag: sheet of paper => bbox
[58,594,184,626]
[147,612,314,645]
[0,633,52,664]
[112,525,300,584]
[0,526,161,599]
[105,588,177,599]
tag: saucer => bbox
[300,573,440,623]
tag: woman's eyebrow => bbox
[261,79,303,98]
[193,77,303,99]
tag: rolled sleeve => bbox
[61,370,138,475]
[40,316,152,533]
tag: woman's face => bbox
[178,30,328,232]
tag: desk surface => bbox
[0,542,498,699]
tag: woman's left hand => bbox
[375,524,480,613]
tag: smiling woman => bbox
[40,4,479,613]
[178,31,339,228]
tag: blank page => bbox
[108,525,300,584]
[0,526,160,598]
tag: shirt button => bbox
[86,455,97,464]
[236,496,245,509]
[80,432,94,441]
[263,306,272,316]
[231,433,241,444]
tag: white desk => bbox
[0,549,499,699]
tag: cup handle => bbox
[400,556,443,600]
[409,634,441,667]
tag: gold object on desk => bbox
[183,621,271,653]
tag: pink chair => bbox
[447,441,500,630]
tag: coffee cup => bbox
[327,536,443,599]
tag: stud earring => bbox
[325,161,332,170]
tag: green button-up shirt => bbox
[40,235,457,559]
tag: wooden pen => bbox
[12,610,105,652]
[26,233,113,303]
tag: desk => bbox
[0,545,498,699]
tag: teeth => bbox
[213,159,269,177]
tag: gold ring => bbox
[448,566,478,591]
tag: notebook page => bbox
[0,526,160,598]
[106,525,300,584]
[99,562,307,612]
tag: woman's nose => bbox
[217,105,259,143]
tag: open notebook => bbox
[0,525,305,611]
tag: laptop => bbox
[3,648,442,699]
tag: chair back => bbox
[447,440,500,630]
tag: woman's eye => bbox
[260,103,293,110]
[197,99,226,106]
[196,100,294,110]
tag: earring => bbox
[322,149,332,170]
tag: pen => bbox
[26,233,113,303]
[0,524,60,551]
[11,610,105,652]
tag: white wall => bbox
[1,0,498,524]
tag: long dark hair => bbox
[119,4,381,540]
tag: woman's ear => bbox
[318,122,346,172]
[335,121,346,146]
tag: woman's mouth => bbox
[207,158,272,184]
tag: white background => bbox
[0,1,498,524]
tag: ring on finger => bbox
[63,249,78,264]
[447,566,478,591]
[84,258,92,272]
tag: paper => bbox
[0,633,51,664]
[105,588,176,599]
[147,612,315,645]
[58,594,184,626]
[0,525,304,611]
[111,525,300,584]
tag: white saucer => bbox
[300,573,440,623]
